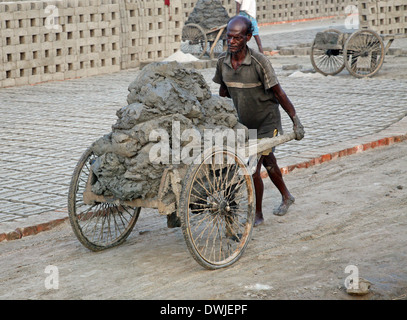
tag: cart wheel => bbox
[310,29,345,76]
[181,23,208,59]
[68,148,140,251]
[179,147,255,269]
[343,29,385,78]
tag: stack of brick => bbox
[0,0,360,88]
[0,0,183,88]
[218,0,359,24]
[123,0,183,66]
[359,0,407,35]
[0,0,122,87]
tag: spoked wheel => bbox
[68,148,140,251]
[311,29,345,76]
[179,147,255,270]
[343,29,385,78]
[181,23,208,59]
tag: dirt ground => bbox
[0,139,406,300]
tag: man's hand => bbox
[292,114,305,140]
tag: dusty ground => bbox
[0,139,406,300]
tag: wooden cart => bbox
[310,28,405,78]
[180,23,227,59]
[68,133,296,270]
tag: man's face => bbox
[226,21,250,54]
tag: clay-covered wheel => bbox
[311,29,345,76]
[179,147,255,269]
[68,147,140,251]
[181,23,208,59]
[343,29,385,78]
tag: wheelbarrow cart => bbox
[311,28,406,78]
[68,132,296,270]
[181,23,227,59]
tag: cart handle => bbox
[209,26,227,59]
[208,24,227,33]
[246,132,297,157]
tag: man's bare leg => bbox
[252,156,265,226]
[263,153,295,216]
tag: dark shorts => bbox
[258,129,278,156]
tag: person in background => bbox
[235,0,264,53]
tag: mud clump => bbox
[186,0,230,30]
[90,61,246,201]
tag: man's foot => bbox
[273,196,295,216]
[254,212,264,227]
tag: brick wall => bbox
[359,0,407,35]
[0,0,185,87]
[1,0,119,86]
[219,0,359,23]
[1,0,357,88]
[119,0,184,69]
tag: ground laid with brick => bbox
[0,18,406,240]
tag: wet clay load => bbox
[90,61,246,201]
[185,0,230,30]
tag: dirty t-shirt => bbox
[213,47,282,138]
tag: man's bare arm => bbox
[219,82,231,98]
[271,83,295,118]
[271,83,305,140]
